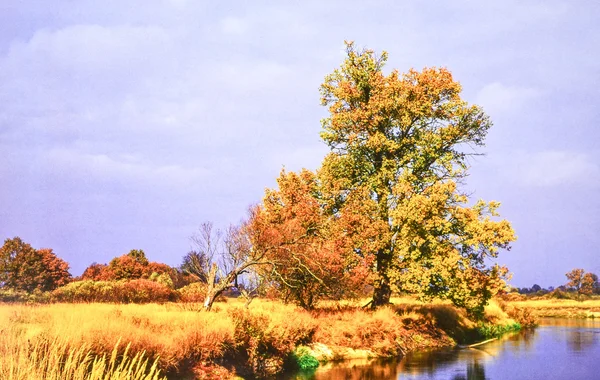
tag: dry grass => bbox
[0,296,519,378]
[0,303,236,378]
[509,298,600,318]
[0,333,165,380]
[0,300,318,378]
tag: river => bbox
[285,318,600,379]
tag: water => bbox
[286,318,600,379]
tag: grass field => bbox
[509,298,600,318]
[0,297,522,379]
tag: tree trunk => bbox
[203,263,219,311]
[372,277,392,308]
[203,293,214,311]
[371,251,392,308]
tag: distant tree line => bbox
[515,269,600,298]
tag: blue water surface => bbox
[286,318,600,379]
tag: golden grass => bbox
[1,303,236,372]
[509,298,600,318]
[0,335,165,380]
[0,296,518,378]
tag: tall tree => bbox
[318,42,515,311]
[0,237,71,292]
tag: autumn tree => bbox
[0,237,72,292]
[180,251,210,283]
[316,42,515,313]
[251,169,373,309]
[81,249,175,283]
[581,272,598,296]
[565,268,585,294]
[80,262,110,281]
[566,269,598,298]
[108,249,151,280]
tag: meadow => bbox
[509,297,600,318]
[0,297,528,379]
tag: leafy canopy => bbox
[315,42,516,314]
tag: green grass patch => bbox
[477,322,521,339]
[292,347,319,370]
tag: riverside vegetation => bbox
[0,297,535,379]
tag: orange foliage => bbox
[251,170,371,309]
[0,237,71,292]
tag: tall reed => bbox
[0,335,166,380]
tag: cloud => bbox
[220,17,249,35]
[46,147,209,187]
[476,82,541,115]
[505,151,600,187]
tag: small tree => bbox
[581,272,598,296]
[0,237,71,292]
[252,169,372,309]
[182,219,269,311]
[566,269,585,292]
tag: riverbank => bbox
[509,298,600,318]
[0,297,527,379]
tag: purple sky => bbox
[1,1,598,288]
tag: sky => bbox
[1,1,598,288]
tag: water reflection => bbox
[285,319,600,380]
[567,329,598,352]
[451,359,486,380]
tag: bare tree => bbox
[183,217,271,311]
[238,269,265,308]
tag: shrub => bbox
[548,289,577,300]
[228,307,317,377]
[0,288,30,303]
[178,282,208,303]
[121,280,177,303]
[52,280,177,303]
[52,281,116,303]
[503,305,538,327]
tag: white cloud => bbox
[46,148,209,187]
[220,17,249,35]
[476,82,541,115]
[507,151,600,187]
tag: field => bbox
[0,297,524,379]
[509,298,600,319]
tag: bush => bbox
[548,289,577,300]
[52,280,177,303]
[177,282,208,303]
[228,307,317,377]
[120,280,177,303]
[504,305,538,328]
[0,288,30,303]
